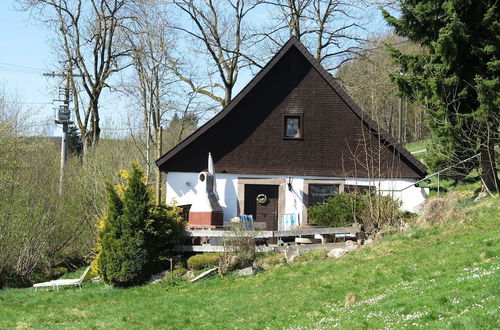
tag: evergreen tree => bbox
[163,113,198,151]
[67,124,83,156]
[97,164,184,287]
[383,1,499,191]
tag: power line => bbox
[0,62,46,72]
[0,122,55,128]
[0,67,45,75]
[3,101,54,105]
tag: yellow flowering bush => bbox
[93,164,185,287]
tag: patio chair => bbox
[281,213,299,231]
[33,266,92,291]
[239,214,255,231]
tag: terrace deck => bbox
[178,224,362,253]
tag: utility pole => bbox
[44,67,81,194]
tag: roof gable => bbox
[156,37,427,178]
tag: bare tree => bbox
[121,3,173,203]
[18,0,138,152]
[339,117,408,236]
[336,34,428,143]
[121,3,209,204]
[257,0,368,71]
[167,0,262,108]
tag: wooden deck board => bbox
[183,230,273,238]
[178,242,348,253]
[183,225,360,238]
[180,225,361,253]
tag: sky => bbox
[0,0,391,137]
[0,1,131,136]
[0,1,57,132]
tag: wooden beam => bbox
[179,245,225,252]
[184,230,273,238]
[272,226,360,237]
[183,225,361,239]
[224,222,267,230]
[177,242,348,253]
[272,242,346,252]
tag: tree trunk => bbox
[480,140,499,193]
[91,98,100,146]
[398,96,402,143]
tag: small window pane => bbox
[308,184,339,206]
[285,116,300,138]
[344,185,373,194]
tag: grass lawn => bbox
[1,195,498,329]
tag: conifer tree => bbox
[383,1,499,192]
[97,164,183,287]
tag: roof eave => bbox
[155,37,300,170]
[156,37,428,178]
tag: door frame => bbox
[237,177,286,230]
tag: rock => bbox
[345,240,359,251]
[295,237,322,244]
[284,246,300,263]
[148,270,170,284]
[235,267,254,276]
[235,266,263,276]
[183,270,195,279]
[364,238,374,246]
[327,248,348,259]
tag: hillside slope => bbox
[1,194,498,329]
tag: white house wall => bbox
[165,172,428,223]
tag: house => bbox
[156,37,428,230]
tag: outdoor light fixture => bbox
[287,176,293,191]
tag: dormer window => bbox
[284,114,303,139]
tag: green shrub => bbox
[0,267,31,288]
[218,222,257,275]
[96,164,184,287]
[307,193,365,227]
[307,193,404,236]
[359,194,403,236]
[187,253,220,270]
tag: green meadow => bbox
[1,193,498,329]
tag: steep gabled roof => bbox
[156,37,427,177]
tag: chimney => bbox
[188,171,223,228]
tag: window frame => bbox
[282,113,304,140]
[302,179,345,223]
[302,180,375,223]
[307,183,340,207]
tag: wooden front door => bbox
[244,184,279,230]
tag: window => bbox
[344,185,374,194]
[284,114,302,138]
[308,184,339,206]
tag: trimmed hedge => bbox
[307,193,365,227]
[187,253,220,270]
[307,193,404,235]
